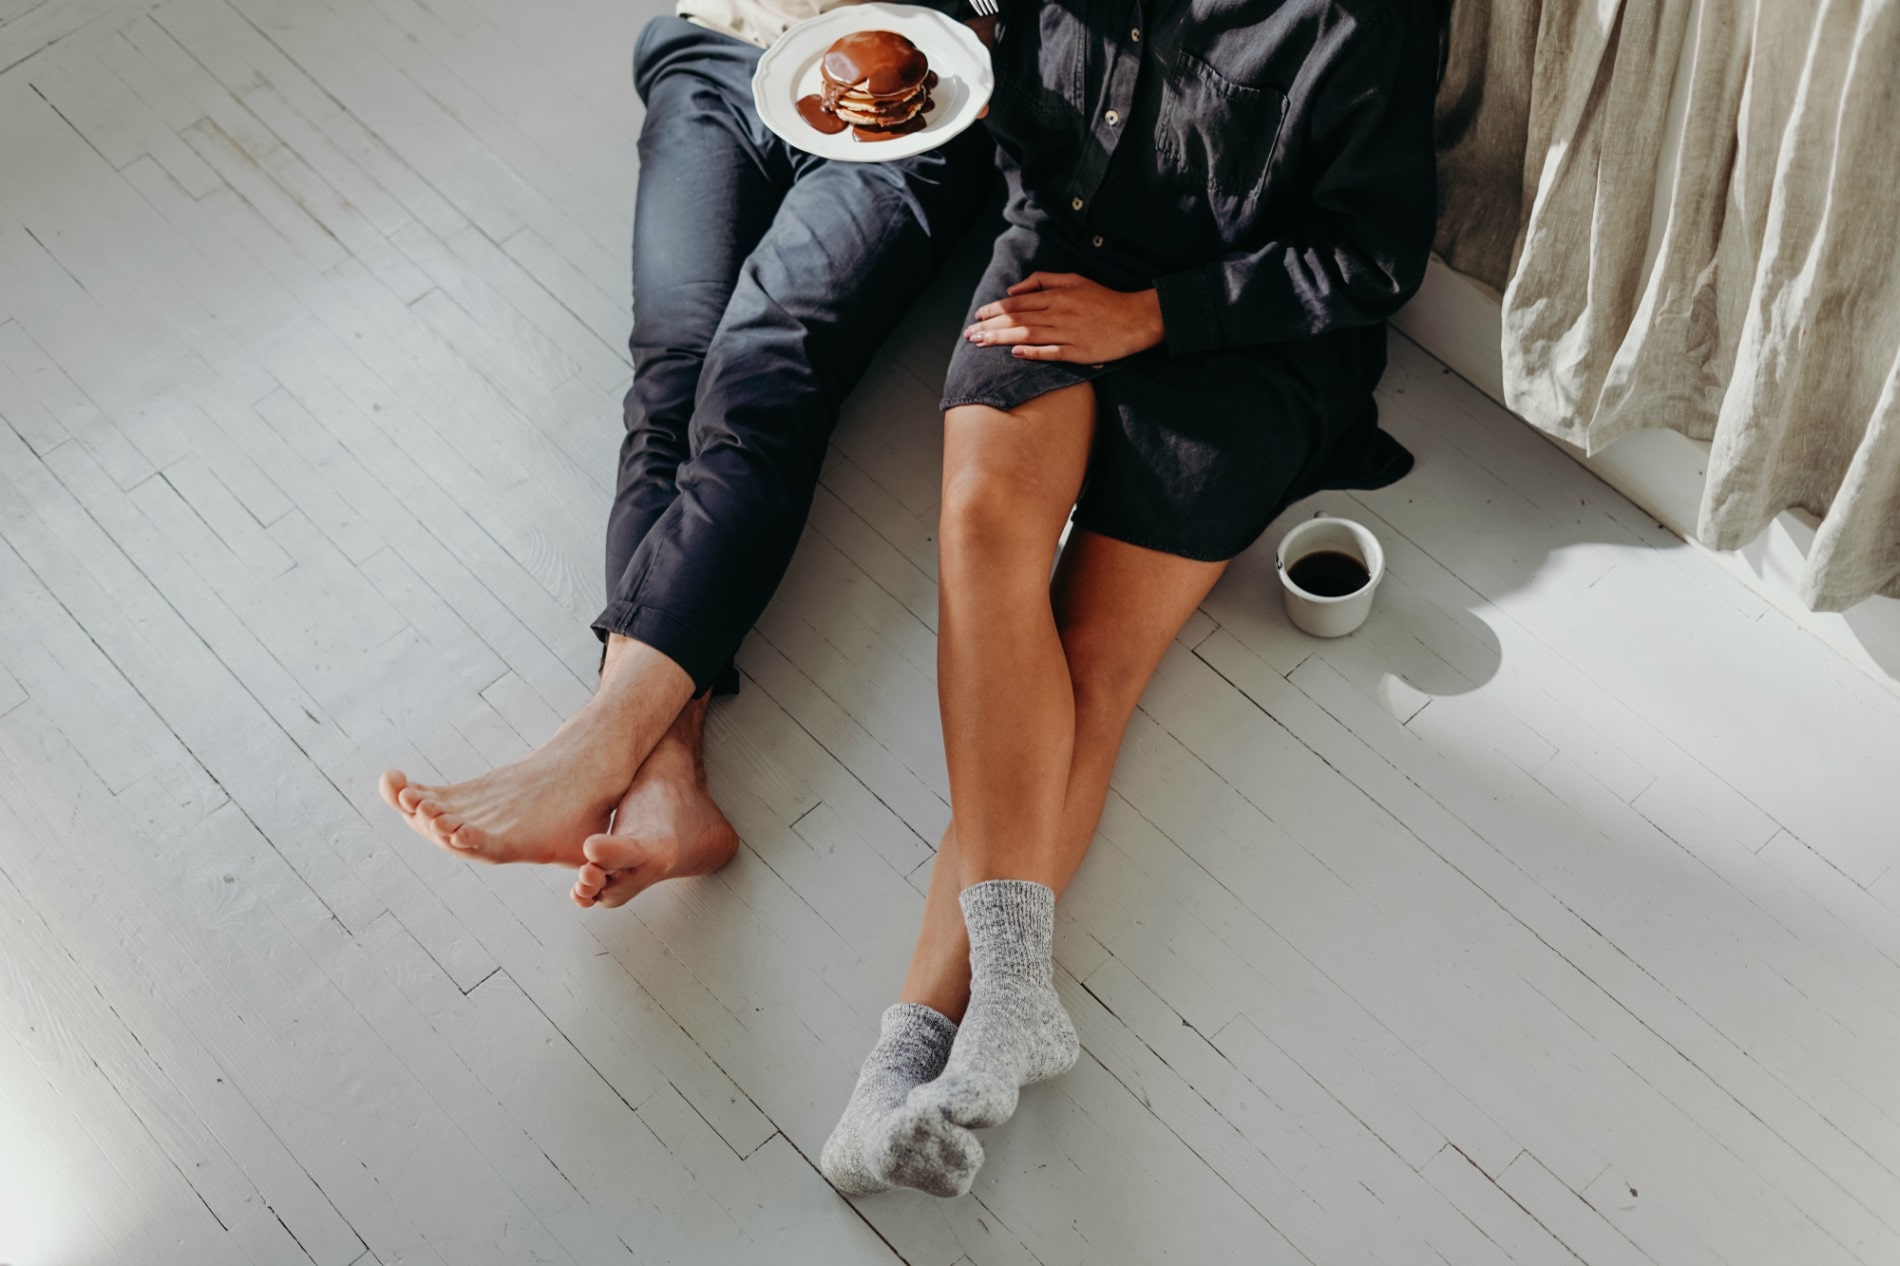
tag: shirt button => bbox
[1131,27,1141,41]
[1092,235,1104,248]
[1071,197,1084,211]
[1105,109,1120,126]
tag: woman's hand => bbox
[963,273,1164,363]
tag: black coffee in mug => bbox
[1287,550,1370,598]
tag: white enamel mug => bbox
[1275,516,1385,638]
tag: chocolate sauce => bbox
[851,110,929,142]
[801,34,935,142]
[821,30,928,96]
[795,93,849,134]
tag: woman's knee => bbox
[940,419,1060,562]
[939,464,1035,562]
[939,393,1093,564]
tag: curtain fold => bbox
[1434,0,1900,610]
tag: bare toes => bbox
[393,791,435,836]
[582,831,656,873]
[595,869,654,909]
[448,823,486,854]
[379,770,409,810]
[575,862,608,896]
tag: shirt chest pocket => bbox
[1154,49,1289,204]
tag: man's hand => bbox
[963,272,1165,363]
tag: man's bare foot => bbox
[378,637,694,866]
[571,697,739,908]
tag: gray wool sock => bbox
[917,880,1078,1127]
[865,880,1079,1197]
[820,1003,962,1196]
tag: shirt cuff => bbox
[1154,266,1223,358]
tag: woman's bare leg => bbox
[821,388,1090,1197]
[936,386,1097,889]
[900,530,1228,1022]
[848,530,1226,1196]
[899,824,976,1021]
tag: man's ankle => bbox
[644,729,706,783]
[599,633,695,704]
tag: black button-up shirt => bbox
[984,0,1438,358]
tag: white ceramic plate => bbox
[753,3,992,162]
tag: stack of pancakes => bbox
[819,30,934,132]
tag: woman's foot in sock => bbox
[820,1003,973,1196]
[862,880,1077,1196]
[859,1088,985,1198]
[908,880,1078,1129]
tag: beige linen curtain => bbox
[1433,0,1900,610]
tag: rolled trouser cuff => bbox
[592,598,735,697]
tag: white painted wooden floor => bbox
[3,1,1899,1263]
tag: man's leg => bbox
[601,20,785,639]
[570,690,736,907]
[379,20,784,868]
[378,639,693,865]
[574,133,990,905]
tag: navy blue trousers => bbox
[595,17,991,693]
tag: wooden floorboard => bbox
[2,1,1897,1262]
